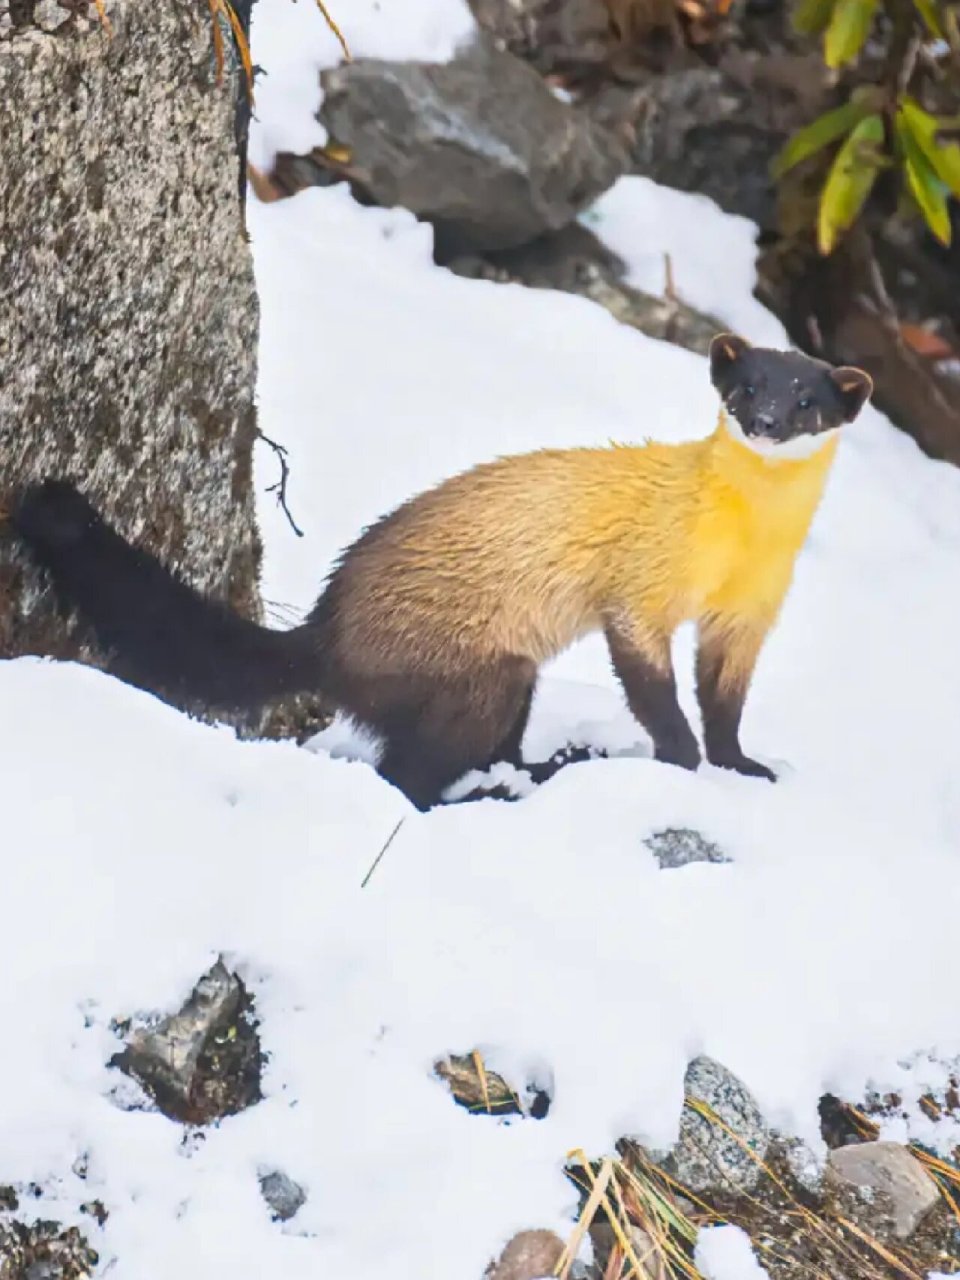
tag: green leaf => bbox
[899,98,960,197]
[911,0,944,37]
[793,0,837,35]
[772,98,875,178]
[817,113,884,253]
[896,115,953,244]
[824,0,879,67]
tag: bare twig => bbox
[664,252,678,306]
[255,428,304,538]
[663,252,681,345]
[360,818,406,888]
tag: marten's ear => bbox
[709,333,750,389]
[830,366,873,422]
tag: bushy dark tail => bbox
[10,479,323,715]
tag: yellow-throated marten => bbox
[9,334,872,810]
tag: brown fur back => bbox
[311,444,703,679]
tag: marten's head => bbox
[709,334,872,459]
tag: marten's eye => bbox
[797,396,813,411]
[742,384,756,399]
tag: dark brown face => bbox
[709,334,873,449]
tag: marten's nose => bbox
[751,412,777,437]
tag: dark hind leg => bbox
[494,681,605,789]
[374,658,536,811]
[492,681,535,767]
[482,679,604,794]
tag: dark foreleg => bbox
[696,613,776,781]
[605,618,701,771]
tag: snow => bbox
[695,1225,771,1279]
[3,1,960,1278]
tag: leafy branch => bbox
[774,0,960,252]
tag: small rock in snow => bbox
[435,1053,525,1116]
[656,1056,771,1194]
[826,1141,939,1240]
[111,958,262,1124]
[644,828,732,869]
[484,1228,566,1279]
[259,1169,307,1222]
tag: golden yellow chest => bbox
[683,424,838,622]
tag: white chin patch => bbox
[723,414,838,461]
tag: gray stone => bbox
[484,1229,566,1280]
[582,50,832,233]
[319,33,629,254]
[0,0,262,708]
[112,958,262,1124]
[644,827,732,869]
[779,1134,825,1193]
[656,1056,772,1194]
[259,1169,307,1223]
[826,1141,940,1241]
[467,0,615,76]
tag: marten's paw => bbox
[12,479,100,549]
[710,751,777,783]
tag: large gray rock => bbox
[319,34,629,254]
[826,1141,940,1241]
[656,1056,773,1195]
[0,0,261,681]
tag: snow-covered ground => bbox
[3,1,960,1276]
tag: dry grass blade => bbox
[615,1165,704,1278]
[471,1050,492,1114]
[205,0,256,101]
[315,0,351,60]
[562,1148,707,1280]
[91,0,112,35]
[555,1154,615,1279]
[924,1165,960,1229]
[829,1215,925,1280]
[222,0,255,95]
[201,0,348,104]
[598,1161,666,1278]
[842,1102,881,1140]
[914,1149,960,1188]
